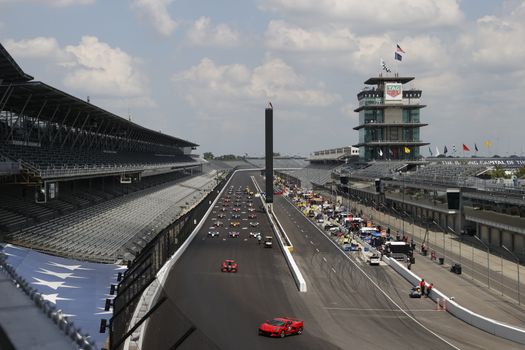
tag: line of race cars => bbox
[209,184,302,337]
[208,184,262,242]
[210,185,274,276]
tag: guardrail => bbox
[0,250,95,349]
[250,176,307,293]
[386,257,525,345]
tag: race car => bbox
[258,317,304,338]
[221,259,238,273]
[249,222,259,227]
[248,213,257,219]
[215,221,224,227]
[231,214,241,219]
[208,231,220,238]
[217,213,225,219]
[249,232,261,238]
[229,231,240,238]
[233,207,241,212]
[264,236,273,248]
[247,207,255,212]
[230,221,241,227]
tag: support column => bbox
[265,106,273,204]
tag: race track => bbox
[142,171,522,350]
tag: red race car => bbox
[221,259,238,273]
[258,317,304,338]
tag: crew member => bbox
[425,283,433,297]
[419,278,426,295]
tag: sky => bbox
[1,0,524,158]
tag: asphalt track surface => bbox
[143,171,522,350]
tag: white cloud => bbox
[265,20,355,51]
[468,9,525,71]
[5,36,154,107]
[5,37,63,59]
[187,17,240,47]
[131,0,177,36]
[259,0,464,30]
[63,36,149,98]
[172,57,340,110]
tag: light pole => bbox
[403,210,415,240]
[448,225,459,265]
[502,245,520,305]
[473,235,490,289]
[400,173,405,236]
[433,220,447,263]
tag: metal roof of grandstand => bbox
[0,43,33,83]
[0,81,198,148]
[364,76,414,85]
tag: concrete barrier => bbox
[266,207,307,292]
[386,257,525,345]
[250,176,307,293]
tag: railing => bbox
[39,161,200,178]
[109,169,233,350]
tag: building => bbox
[353,75,428,161]
[308,146,359,163]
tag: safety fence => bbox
[109,169,232,350]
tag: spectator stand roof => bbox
[0,43,33,83]
[0,42,197,149]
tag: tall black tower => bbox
[265,107,273,204]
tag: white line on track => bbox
[324,307,438,313]
[282,196,461,350]
[331,267,336,273]
[310,240,314,245]
[323,257,327,263]
[316,248,320,253]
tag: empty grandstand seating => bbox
[0,170,197,234]
[0,143,195,177]
[405,163,489,186]
[245,158,308,168]
[6,171,218,263]
[346,161,408,180]
[280,164,341,188]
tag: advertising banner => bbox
[385,83,403,102]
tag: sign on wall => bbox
[384,83,403,102]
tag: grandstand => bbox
[245,157,308,169]
[0,42,209,262]
[6,172,217,263]
[278,164,340,189]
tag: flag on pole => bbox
[463,144,470,151]
[435,146,440,156]
[444,145,448,154]
[394,52,402,61]
[475,143,479,152]
[428,147,433,156]
[452,145,457,153]
[396,44,406,54]
[381,58,391,73]
[388,147,394,155]
[404,146,411,154]
[379,149,383,157]
[484,140,493,148]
